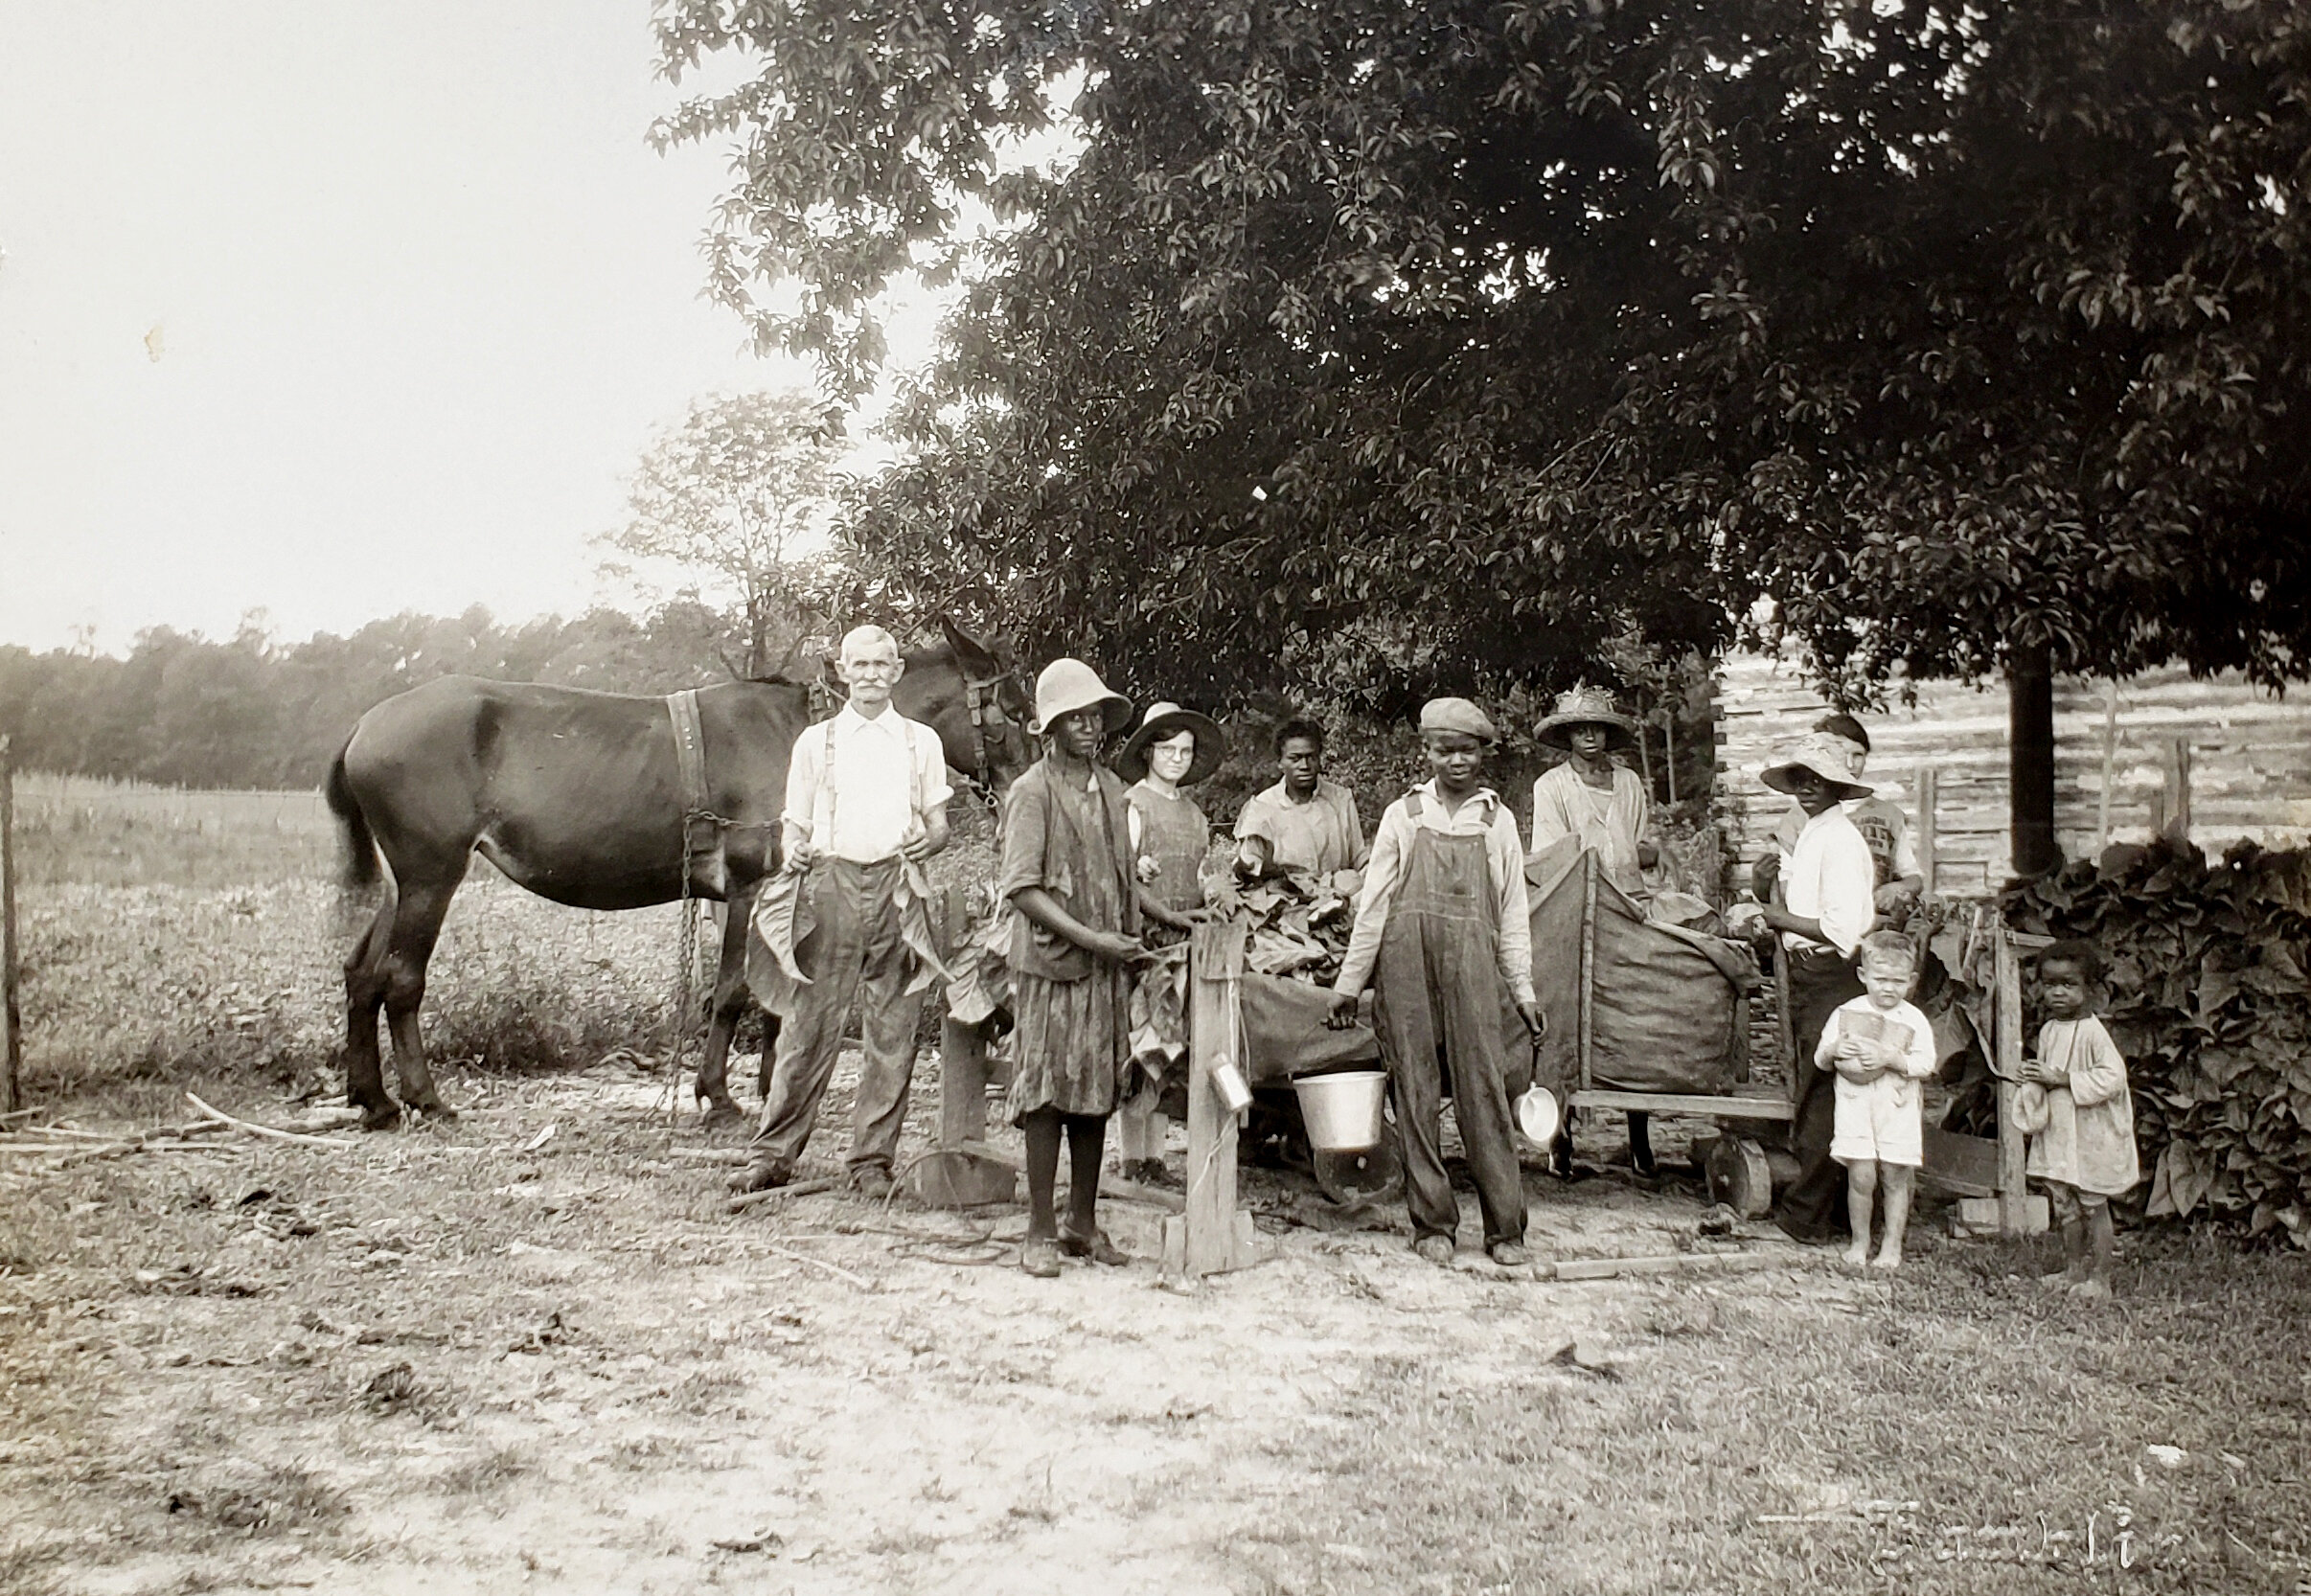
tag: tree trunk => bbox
[2008,641,2059,880]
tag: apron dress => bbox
[1001,759,1137,1124]
[1127,780,1211,934]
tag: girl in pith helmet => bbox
[999,660,1175,1275]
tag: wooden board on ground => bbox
[1568,1090,1795,1123]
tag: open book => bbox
[1839,1007,1913,1055]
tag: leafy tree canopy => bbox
[654,0,2311,707]
[600,389,849,678]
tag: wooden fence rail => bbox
[1715,651,2311,894]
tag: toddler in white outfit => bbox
[1819,930,1938,1269]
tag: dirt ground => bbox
[0,1050,1806,1595]
[4,1052,2302,1596]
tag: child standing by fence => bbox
[2016,941,2139,1299]
[1819,930,1938,1270]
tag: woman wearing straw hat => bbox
[1112,701,1226,1187]
[1529,684,1662,1175]
[999,660,1171,1276]
[1528,685,1658,899]
[1754,733,1880,1245]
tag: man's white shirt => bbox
[784,704,953,864]
[1781,805,1877,956]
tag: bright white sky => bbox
[0,1,941,654]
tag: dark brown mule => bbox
[324,621,1028,1129]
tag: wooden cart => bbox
[1569,895,2039,1230]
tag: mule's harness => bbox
[666,688,724,897]
[955,671,1016,818]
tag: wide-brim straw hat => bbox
[1030,658,1133,738]
[1534,684,1639,751]
[1116,701,1226,785]
[1761,731,1873,802]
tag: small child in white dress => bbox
[2016,940,2139,1299]
[1819,930,1938,1270]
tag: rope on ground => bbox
[870,1149,1017,1265]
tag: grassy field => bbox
[4,771,996,1110]
[0,778,2305,1595]
[7,773,340,889]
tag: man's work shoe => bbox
[726,1157,791,1196]
[1412,1235,1455,1266]
[850,1167,894,1201]
[1488,1241,1533,1268]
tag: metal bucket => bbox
[1293,1070,1387,1153]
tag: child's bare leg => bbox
[1022,1108,1064,1241]
[1842,1160,1877,1268]
[2044,1182,2087,1285]
[1871,1165,1914,1268]
[2073,1195,2116,1298]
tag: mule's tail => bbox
[325,743,381,891]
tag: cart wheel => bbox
[1705,1135,1774,1220]
[1313,1140,1400,1206]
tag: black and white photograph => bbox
[3,2,2308,1591]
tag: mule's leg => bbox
[380,879,462,1121]
[694,883,759,1123]
[342,898,400,1129]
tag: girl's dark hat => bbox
[1117,701,1226,785]
[1534,684,1638,751]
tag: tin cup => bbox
[1210,1059,1254,1117]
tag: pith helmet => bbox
[1031,658,1133,738]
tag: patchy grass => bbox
[1238,1234,2311,1595]
[15,879,683,1106]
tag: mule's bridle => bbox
[959,671,1023,815]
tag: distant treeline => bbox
[0,602,750,790]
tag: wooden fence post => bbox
[2097,679,2118,845]
[1,736,18,1116]
[1993,914,2028,1237]
[2169,736,2193,839]
[1915,764,1939,900]
[1162,918,1265,1277]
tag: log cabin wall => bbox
[1713,650,2311,900]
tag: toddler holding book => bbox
[1819,930,1938,1269]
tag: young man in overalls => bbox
[730,625,951,1199]
[1328,699,1548,1267]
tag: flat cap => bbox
[1418,697,1499,741]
